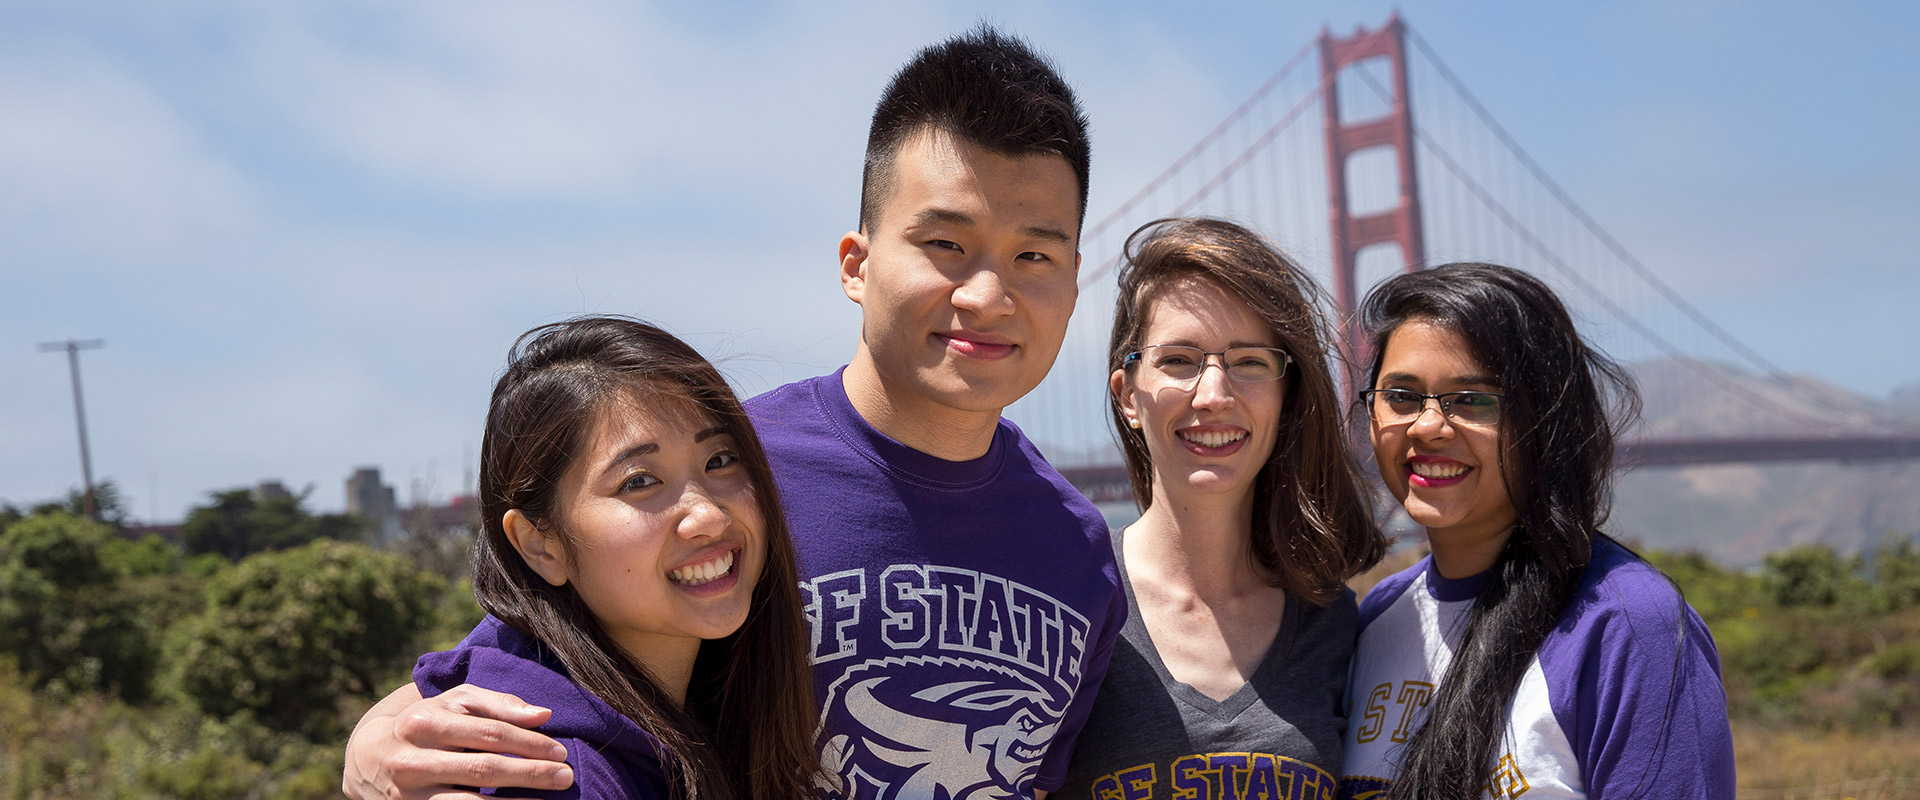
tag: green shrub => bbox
[169,539,441,739]
[1867,641,1920,680]
[1870,535,1920,610]
[0,512,155,701]
[1762,545,1868,607]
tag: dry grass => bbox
[1735,724,1920,799]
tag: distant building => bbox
[345,466,402,546]
[403,493,482,546]
[253,480,293,503]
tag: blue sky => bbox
[5,1,1915,521]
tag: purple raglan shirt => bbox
[747,369,1126,799]
[1340,537,1735,798]
[415,616,670,799]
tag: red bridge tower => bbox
[1320,14,1426,391]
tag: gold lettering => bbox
[1356,682,1391,743]
[1485,753,1530,798]
[1388,681,1434,743]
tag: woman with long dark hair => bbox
[1056,218,1386,798]
[1340,263,1734,798]
[413,316,818,799]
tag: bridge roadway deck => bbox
[1054,434,1920,502]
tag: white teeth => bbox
[1410,461,1468,479]
[1180,430,1247,448]
[669,550,735,586]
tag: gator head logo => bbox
[816,655,1068,800]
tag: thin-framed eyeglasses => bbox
[1123,344,1292,390]
[1360,388,1505,426]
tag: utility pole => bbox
[38,339,104,520]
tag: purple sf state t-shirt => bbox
[1340,536,1735,798]
[415,616,670,799]
[747,369,1126,799]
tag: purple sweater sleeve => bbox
[415,618,671,799]
[1538,545,1735,799]
[1355,558,1426,633]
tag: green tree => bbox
[0,511,154,700]
[1644,549,1766,622]
[1761,544,1865,607]
[13,480,133,528]
[180,487,362,561]
[170,539,442,739]
[1870,534,1920,610]
[103,533,183,577]
[61,478,132,528]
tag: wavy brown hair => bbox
[473,316,818,800]
[1107,217,1385,603]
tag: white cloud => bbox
[0,43,261,265]
[4,0,1916,519]
[229,1,943,201]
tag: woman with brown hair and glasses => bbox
[1055,218,1386,799]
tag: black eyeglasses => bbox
[1360,388,1505,426]
[1124,345,1292,390]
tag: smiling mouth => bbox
[1409,461,1469,480]
[668,550,736,586]
[941,334,1015,359]
[1180,430,1247,448]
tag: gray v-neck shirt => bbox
[1054,530,1354,800]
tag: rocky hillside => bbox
[1608,359,1920,566]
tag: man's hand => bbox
[343,682,575,800]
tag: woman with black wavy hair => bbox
[1340,263,1734,799]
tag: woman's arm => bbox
[342,682,576,800]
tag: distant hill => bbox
[1608,359,1920,566]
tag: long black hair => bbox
[1359,263,1639,799]
[473,316,818,800]
[1109,217,1385,603]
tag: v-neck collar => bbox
[1114,529,1302,722]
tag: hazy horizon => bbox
[8,2,1916,521]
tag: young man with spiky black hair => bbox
[343,26,1121,800]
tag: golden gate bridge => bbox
[1001,14,1920,502]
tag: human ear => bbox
[1110,368,1140,429]
[839,231,870,305]
[503,509,569,587]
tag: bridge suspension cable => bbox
[1399,25,1900,430]
[1015,15,1903,469]
[1081,40,1318,249]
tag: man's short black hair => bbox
[859,24,1092,232]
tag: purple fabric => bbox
[1535,538,1735,798]
[747,369,1126,798]
[1422,558,1489,602]
[414,616,670,800]
[1348,538,1735,798]
[1355,559,1421,631]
